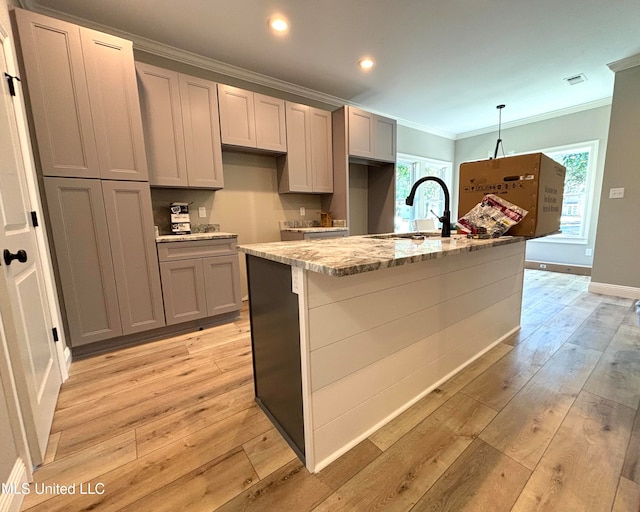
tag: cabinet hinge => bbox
[31,211,39,227]
[4,72,21,97]
[52,327,59,343]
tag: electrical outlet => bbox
[300,207,306,216]
[585,248,593,256]
[609,187,625,199]
[198,206,206,218]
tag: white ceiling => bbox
[22,0,640,138]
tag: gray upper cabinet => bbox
[254,93,287,152]
[310,108,334,192]
[136,63,224,189]
[81,28,148,180]
[278,102,333,193]
[14,9,99,178]
[347,106,396,163]
[14,9,148,180]
[179,74,224,188]
[218,84,287,152]
[135,63,187,186]
[43,178,165,346]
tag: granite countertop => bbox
[239,234,524,277]
[280,227,349,233]
[156,232,237,243]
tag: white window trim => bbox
[396,154,453,231]
[516,140,599,244]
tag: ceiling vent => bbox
[564,73,587,85]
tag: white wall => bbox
[591,62,640,290]
[397,124,456,163]
[151,152,323,297]
[454,106,611,267]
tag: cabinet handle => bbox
[3,249,28,266]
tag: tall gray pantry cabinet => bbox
[13,8,165,348]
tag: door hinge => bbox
[52,327,59,343]
[31,211,39,227]
[4,73,21,97]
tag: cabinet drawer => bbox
[157,239,237,261]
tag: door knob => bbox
[3,249,28,266]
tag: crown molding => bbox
[608,53,640,73]
[20,1,460,141]
[394,118,456,140]
[18,1,349,107]
[21,1,603,143]
[456,97,612,140]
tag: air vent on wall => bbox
[564,73,587,85]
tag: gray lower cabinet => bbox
[157,239,242,325]
[159,259,208,325]
[101,180,166,334]
[203,255,242,316]
[44,177,165,346]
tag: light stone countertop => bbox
[239,234,524,277]
[156,232,237,243]
[280,227,349,233]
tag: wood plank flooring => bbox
[21,270,640,511]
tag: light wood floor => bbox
[21,270,640,511]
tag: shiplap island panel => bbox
[240,235,526,472]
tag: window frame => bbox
[395,153,453,232]
[518,140,599,244]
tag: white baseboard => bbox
[588,281,640,300]
[0,458,28,512]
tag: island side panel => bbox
[246,255,305,460]
[305,241,525,470]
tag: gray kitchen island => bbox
[239,233,525,473]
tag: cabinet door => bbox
[81,28,148,181]
[159,259,207,325]
[255,93,287,152]
[203,255,242,316]
[101,180,165,334]
[43,177,122,346]
[310,108,333,192]
[347,107,375,159]
[136,63,188,187]
[14,9,99,178]
[374,115,397,163]
[217,84,256,147]
[179,74,224,188]
[281,102,312,193]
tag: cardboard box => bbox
[170,202,190,234]
[458,153,565,237]
[171,222,191,234]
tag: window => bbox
[395,155,452,232]
[539,141,598,240]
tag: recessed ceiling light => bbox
[269,16,289,33]
[358,57,375,70]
